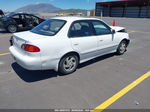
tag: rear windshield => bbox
[31,19,66,36]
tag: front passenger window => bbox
[92,21,111,35]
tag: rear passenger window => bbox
[69,21,93,37]
[92,21,111,35]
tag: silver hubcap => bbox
[120,42,126,53]
[63,56,77,72]
[9,25,16,32]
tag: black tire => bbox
[116,40,127,55]
[7,25,17,33]
[58,54,79,75]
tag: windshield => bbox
[31,19,66,36]
[5,12,16,17]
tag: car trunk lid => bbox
[13,31,48,41]
[12,31,48,52]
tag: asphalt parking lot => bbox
[0,17,150,110]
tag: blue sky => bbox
[0,0,104,11]
[0,0,120,11]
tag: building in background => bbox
[95,0,150,18]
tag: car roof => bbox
[52,16,101,22]
[7,12,34,17]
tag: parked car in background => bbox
[0,12,45,33]
[9,17,130,74]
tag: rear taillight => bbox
[21,44,40,52]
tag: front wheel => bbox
[7,25,17,33]
[116,40,127,55]
[58,54,79,75]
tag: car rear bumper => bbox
[9,46,59,71]
[9,46,42,70]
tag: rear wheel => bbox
[7,25,17,33]
[58,54,79,75]
[116,40,127,55]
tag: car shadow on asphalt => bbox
[11,53,115,83]
[11,63,59,83]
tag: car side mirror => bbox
[111,29,116,34]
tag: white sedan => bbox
[9,17,130,74]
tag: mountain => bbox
[56,9,88,13]
[15,3,61,13]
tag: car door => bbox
[31,15,40,26]
[24,14,34,29]
[69,20,98,61]
[91,20,117,55]
[19,14,26,28]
